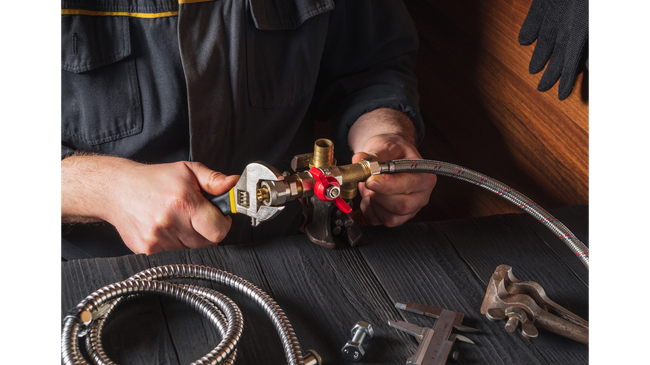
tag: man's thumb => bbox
[185,162,239,196]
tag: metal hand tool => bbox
[389,302,477,365]
[206,141,380,235]
[205,161,286,226]
[204,139,589,273]
[480,264,589,345]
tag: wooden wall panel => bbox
[403,0,589,222]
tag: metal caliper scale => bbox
[389,302,478,365]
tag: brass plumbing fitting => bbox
[311,138,335,168]
[335,160,379,200]
[256,139,380,206]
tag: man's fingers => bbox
[126,196,231,251]
[365,190,428,217]
[361,194,415,227]
[122,225,188,255]
[191,199,232,245]
[352,151,380,164]
[364,173,437,196]
[183,162,236,246]
[359,195,381,226]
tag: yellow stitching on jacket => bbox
[61,9,179,18]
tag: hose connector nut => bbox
[361,158,381,176]
[303,349,323,365]
[63,309,93,338]
[341,321,374,361]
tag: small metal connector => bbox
[341,321,374,361]
[302,349,322,365]
[361,158,381,176]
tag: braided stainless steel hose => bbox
[62,264,318,365]
[380,159,589,269]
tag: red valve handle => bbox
[309,167,352,214]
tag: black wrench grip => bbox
[204,188,235,215]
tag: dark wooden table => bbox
[61,205,588,365]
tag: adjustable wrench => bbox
[205,161,286,227]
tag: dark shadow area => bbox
[403,0,566,223]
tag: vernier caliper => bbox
[389,302,478,365]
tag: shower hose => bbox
[62,159,588,364]
[61,265,321,365]
[378,159,589,269]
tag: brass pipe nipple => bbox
[311,138,335,168]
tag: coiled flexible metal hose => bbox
[62,264,314,365]
[379,159,589,269]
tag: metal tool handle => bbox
[536,310,589,345]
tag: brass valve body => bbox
[256,139,379,205]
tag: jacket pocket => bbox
[246,0,334,108]
[61,14,142,146]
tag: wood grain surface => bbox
[401,0,589,223]
[61,205,589,365]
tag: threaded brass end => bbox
[256,186,270,203]
[311,138,334,168]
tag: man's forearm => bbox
[348,107,418,154]
[61,153,129,224]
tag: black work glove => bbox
[519,0,588,100]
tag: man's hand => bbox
[62,155,238,254]
[352,134,437,226]
[348,108,437,227]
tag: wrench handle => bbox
[204,188,236,216]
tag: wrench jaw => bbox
[232,162,286,227]
[249,205,285,227]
